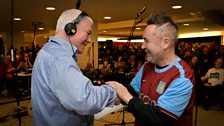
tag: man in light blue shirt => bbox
[31,9,117,126]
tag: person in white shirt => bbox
[201,57,224,110]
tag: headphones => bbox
[64,11,89,36]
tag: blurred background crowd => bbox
[1,41,224,110]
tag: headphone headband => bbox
[64,11,89,36]
[72,11,89,25]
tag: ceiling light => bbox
[183,23,190,26]
[46,7,55,10]
[104,16,111,19]
[21,31,25,33]
[13,18,21,21]
[38,27,44,30]
[0,35,2,37]
[203,28,208,31]
[136,27,141,30]
[172,5,182,9]
[103,30,107,33]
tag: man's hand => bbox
[114,97,121,105]
[205,83,212,87]
[106,81,133,104]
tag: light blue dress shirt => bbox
[31,36,117,126]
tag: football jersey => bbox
[131,57,195,126]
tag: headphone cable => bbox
[69,37,76,61]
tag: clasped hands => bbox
[106,81,133,105]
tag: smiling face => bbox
[70,17,93,54]
[141,25,165,65]
[191,56,199,66]
[215,58,223,69]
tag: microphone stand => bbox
[3,0,28,125]
[92,42,94,68]
[0,0,30,124]
[31,22,41,60]
[126,7,145,47]
[194,80,201,126]
[76,0,81,9]
[105,7,146,126]
[10,0,22,125]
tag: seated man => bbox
[83,62,100,85]
[16,54,28,72]
[23,53,33,70]
[201,57,224,110]
[100,60,113,82]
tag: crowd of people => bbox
[83,41,224,112]
[177,42,224,110]
[83,43,145,85]
[0,44,41,96]
[0,8,223,126]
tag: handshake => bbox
[106,81,133,105]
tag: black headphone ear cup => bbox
[64,23,77,36]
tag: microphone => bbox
[76,0,81,9]
[136,6,146,17]
[136,18,143,24]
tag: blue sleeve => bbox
[157,78,193,117]
[50,56,117,115]
[130,64,144,94]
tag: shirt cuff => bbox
[127,96,139,112]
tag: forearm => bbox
[127,96,175,126]
[127,85,139,97]
[121,86,175,125]
[17,64,22,71]
[28,61,33,67]
[7,68,16,73]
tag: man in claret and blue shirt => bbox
[107,13,195,126]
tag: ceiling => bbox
[1,0,224,39]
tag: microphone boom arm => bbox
[127,7,146,45]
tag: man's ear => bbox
[162,36,170,49]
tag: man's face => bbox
[71,18,92,54]
[191,56,198,64]
[24,54,29,60]
[215,58,223,68]
[141,25,164,64]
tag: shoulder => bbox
[177,59,194,75]
[172,60,195,85]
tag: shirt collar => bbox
[48,36,78,60]
[154,57,181,73]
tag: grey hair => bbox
[56,9,93,32]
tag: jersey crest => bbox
[156,81,166,94]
